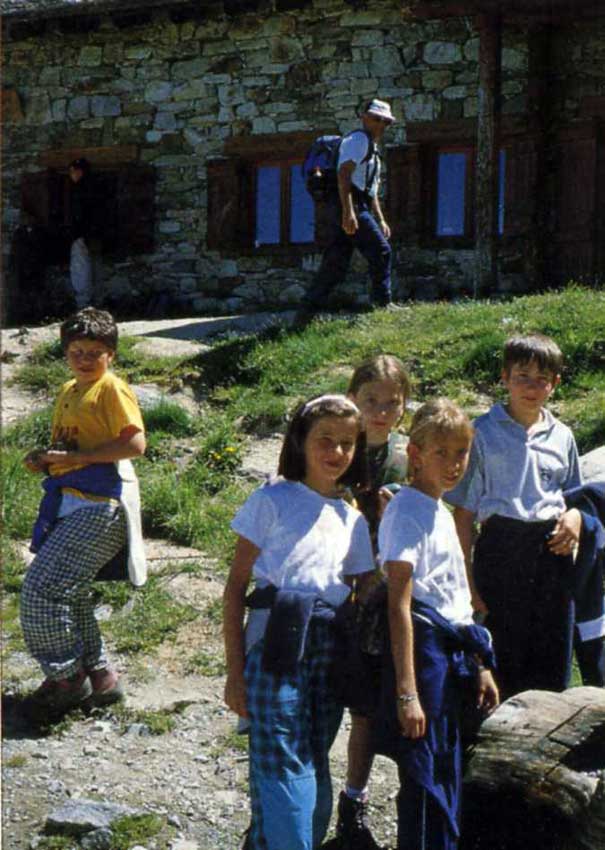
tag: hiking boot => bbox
[88,666,124,706]
[336,791,383,850]
[24,671,92,719]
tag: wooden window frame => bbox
[208,130,327,258]
[250,155,315,255]
[427,144,476,248]
[21,153,155,261]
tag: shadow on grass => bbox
[1,691,90,740]
[137,311,294,343]
[189,322,287,390]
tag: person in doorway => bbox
[68,158,94,309]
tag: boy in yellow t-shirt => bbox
[21,308,146,718]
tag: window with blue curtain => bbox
[255,162,314,247]
[255,166,281,245]
[436,152,467,237]
[290,164,315,244]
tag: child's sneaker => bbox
[88,666,124,706]
[24,671,92,718]
[336,791,383,850]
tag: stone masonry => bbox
[2,2,604,315]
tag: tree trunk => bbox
[462,687,605,850]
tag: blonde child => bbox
[223,395,375,850]
[333,354,410,850]
[377,399,499,850]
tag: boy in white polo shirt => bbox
[446,333,582,699]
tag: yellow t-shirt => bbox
[49,371,144,490]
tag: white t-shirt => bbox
[231,478,374,607]
[379,486,473,624]
[338,130,380,198]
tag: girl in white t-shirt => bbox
[223,394,374,850]
[378,399,499,850]
[333,354,410,849]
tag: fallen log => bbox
[461,687,605,850]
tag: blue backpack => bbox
[302,130,374,202]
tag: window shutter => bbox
[206,157,250,253]
[386,145,423,241]
[116,165,156,256]
[549,133,598,283]
[21,170,55,225]
[502,138,539,238]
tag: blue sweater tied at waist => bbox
[373,599,496,840]
[246,585,337,675]
[31,463,122,554]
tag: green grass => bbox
[108,701,191,735]
[4,754,27,768]
[109,814,165,849]
[185,649,226,676]
[189,286,605,452]
[102,577,198,654]
[142,398,199,437]
[34,838,77,850]
[1,449,43,540]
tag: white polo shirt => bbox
[338,130,380,198]
[445,403,582,523]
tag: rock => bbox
[170,840,199,850]
[80,828,114,850]
[125,723,151,737]
[580,447,605,488]
[131,385,170,410]
[45,799,141,837]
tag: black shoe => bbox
[336,791,383,850]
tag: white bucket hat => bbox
[363,98,396,124]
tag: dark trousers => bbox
[396,769,458,850]
[574,628,605,686]
[305,196,392,308]
[473,516,574,700]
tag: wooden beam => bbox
[224,131,322,160]
[525,26,551,289]
[39,145,139,169]
[474,13,502,295]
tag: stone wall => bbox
[2,2,603,316]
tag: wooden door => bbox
[547,124,602,285]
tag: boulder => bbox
[45,799,141,838]
[580,446,605,489]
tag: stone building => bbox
[2,0,604,318]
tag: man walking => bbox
[302,99,396,318]
[68,158,94,309]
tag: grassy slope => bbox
[3,288,604,672]
[201,286,605,451]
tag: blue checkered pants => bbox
[244,617,343,850]
[20,503,126,680]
